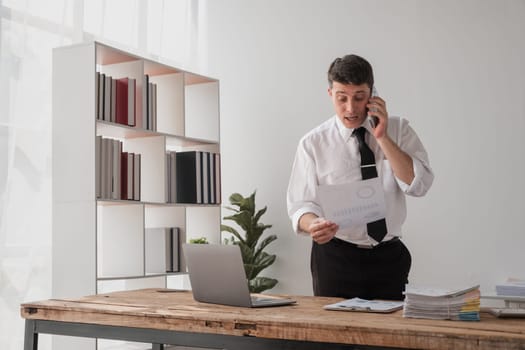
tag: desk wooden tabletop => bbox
[21,288,525,350]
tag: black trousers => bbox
[311,237,411,300]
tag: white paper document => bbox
[317,178,386,230]
[324,297,404,313]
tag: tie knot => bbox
[353,127,367,143]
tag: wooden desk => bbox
[21,288,525,350]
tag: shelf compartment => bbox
[184,73,220,142]
[97,204,144,279]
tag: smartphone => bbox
[367,86,379,128]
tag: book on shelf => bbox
[129,78,136,126]
[120,152,136,200]
[215,154,221,203]
[165,151,178,203]
[140,75,158,131]
[403,284,480,321]
[142,74,149,130]
[165,227,180,272]
[95,136,141,201]
[95,72,103,120]
[96,72,106,121]
[174,151,221,204]
[210,153,216,204]
[104,74,112,122]
[166,152,171,203]
[115,77,136,127]
[170,152,177,203]
[111,139,122,200]
[324,297,403,313]
[148,82,153,130]
[111,77,116,123]
[152,83,157,130]
[97,72,138,127]
[101,138,111,198]
[148,82,157,131]
[133,153,141,201]
[127,152,134,200]
[96,136,102,198]
[202,151,209,204]
[176,151,202,204]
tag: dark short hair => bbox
[327,54,374,89]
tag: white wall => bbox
[205,0,525,295]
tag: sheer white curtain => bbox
[0,1,207,349]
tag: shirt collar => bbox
[334,115,373,142]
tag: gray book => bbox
[165,227,180,272]
[104,75,112,121]
[133,153,141,201]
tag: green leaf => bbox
[249,277,278,293]
[189,237,208,244]
[220,224,245,245]
[254,235,277,259]
[229,193,244,207]
[245,191,256,214]
[250,252,276,278]
[254,206,267,224]
[223,211,252,232]
[223,205,239,213]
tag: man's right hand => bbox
[299,214,339,244]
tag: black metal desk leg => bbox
[24,320,39,350]
[152,344,164,350]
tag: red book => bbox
[115,78,129,126]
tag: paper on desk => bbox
[317,178,386,230]
[324,297,404,313]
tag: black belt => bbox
[331,236,400,249]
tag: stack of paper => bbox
[495,278,525,296]
[403,284,480,321]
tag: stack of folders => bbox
[495,278,525,296]
[403,284,480,321]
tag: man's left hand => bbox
[367,96,388,139]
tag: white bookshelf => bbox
[52,42,221,350]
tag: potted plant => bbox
[221,191,278,293]
[189,237,209,244]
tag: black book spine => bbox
[176,151,197,203]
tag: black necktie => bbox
[353,127,388,242]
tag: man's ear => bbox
[328,87,333,97]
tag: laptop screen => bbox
[183,243,254,307]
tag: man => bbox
[287,54,434,300]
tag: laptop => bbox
[182,243,296,308]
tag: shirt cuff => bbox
[397,155,434,196]
[291,205,323,235]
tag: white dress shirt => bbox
[287,115,434,245]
